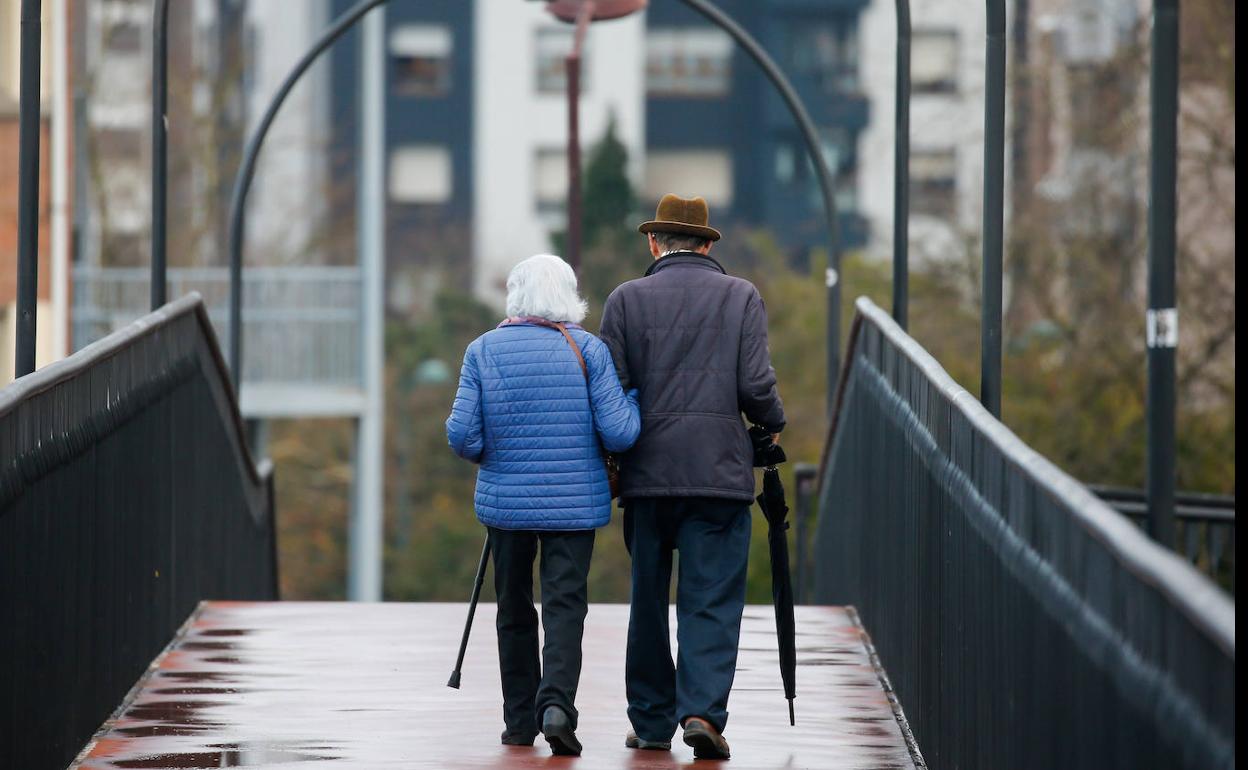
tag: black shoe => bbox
[501,729,537,746]
[625,730,671,751]
[683,717,731,760]
[541,706,583,756]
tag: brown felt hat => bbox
[637,194,722,242]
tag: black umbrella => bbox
[750,426,797,726]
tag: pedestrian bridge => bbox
[1,294,1233,769]
[69,602,919,769]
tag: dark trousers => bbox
[490,526,595,739]
[624,497,751,741]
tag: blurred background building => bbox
[2,0,1233,600]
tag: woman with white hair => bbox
[446,254,640,756]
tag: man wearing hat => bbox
[599,194,786,760]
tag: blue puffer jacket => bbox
[446,321,641,530]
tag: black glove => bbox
[748,425,787,468]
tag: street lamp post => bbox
[547,0,647,276]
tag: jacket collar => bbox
[498,316,583,330]
[644,251,727,277]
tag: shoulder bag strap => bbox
[551,322,589,381]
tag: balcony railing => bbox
[73,265,363,389]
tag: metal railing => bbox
[0,294,279,770]
[73,265,362,388]
[814,297,1235,769]
[1091,485,1235,590]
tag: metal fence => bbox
[813,297,1235,770]
[73,265,362,387]
[0,294,279,770]
[1092,485,1235,592]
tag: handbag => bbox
[521,319,622,499]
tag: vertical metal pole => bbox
[1146,0,1179,547]
[566,66,582,273]
[826,267,839,416]
[892,1,910,330]
[15,0,43,378]
[980,1,1007,418]
[348,4,386,602]
[564,1,593,275]
[793,463,817,604]
[151,0,170,310]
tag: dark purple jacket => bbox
[599,252,786,501]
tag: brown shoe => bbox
[682,717,730,760]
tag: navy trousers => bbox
[490,527,595,740]
[624,497,751,741]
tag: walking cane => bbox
[447,532,491,689]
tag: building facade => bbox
[644,0,870,258]
[328,1,871,310]
[857,0,1010,265]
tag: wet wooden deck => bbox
[72,602,921,769]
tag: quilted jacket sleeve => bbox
[738,288,786,433]
[598,288,631,389]
[446,339,485,463]
[584,335,641,454]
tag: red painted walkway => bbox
[72,602,921,769]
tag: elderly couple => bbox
[445,194,785,760]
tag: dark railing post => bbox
[980,0,1007,418]
[892,0,910,330]
[227,0,388,391]
[793,462,818,604]
[1146,0,1179,547]
[15,0,43,378]
[675,0,841,416]
[151,0,170,310]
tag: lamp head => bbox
[545,0,647,23]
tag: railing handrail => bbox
[75,264,362,280]
[822,297,1235,657]
[1,293,269,503]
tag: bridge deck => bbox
[72,602,919,769]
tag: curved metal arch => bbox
[675,0,844,415]
[224,0,388,391]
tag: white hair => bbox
[505,254,589,324]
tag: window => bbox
[785,18,859,93]
[912,29,958,94]
[644,151,734,208]
[391,25,452,96]
[910,149,957,220]
[97,0,147,54]
[104,18,143,53]
[534,149,568,215]
[535,27,586,95]
[389,146,452,204]
[646,28,732,97]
